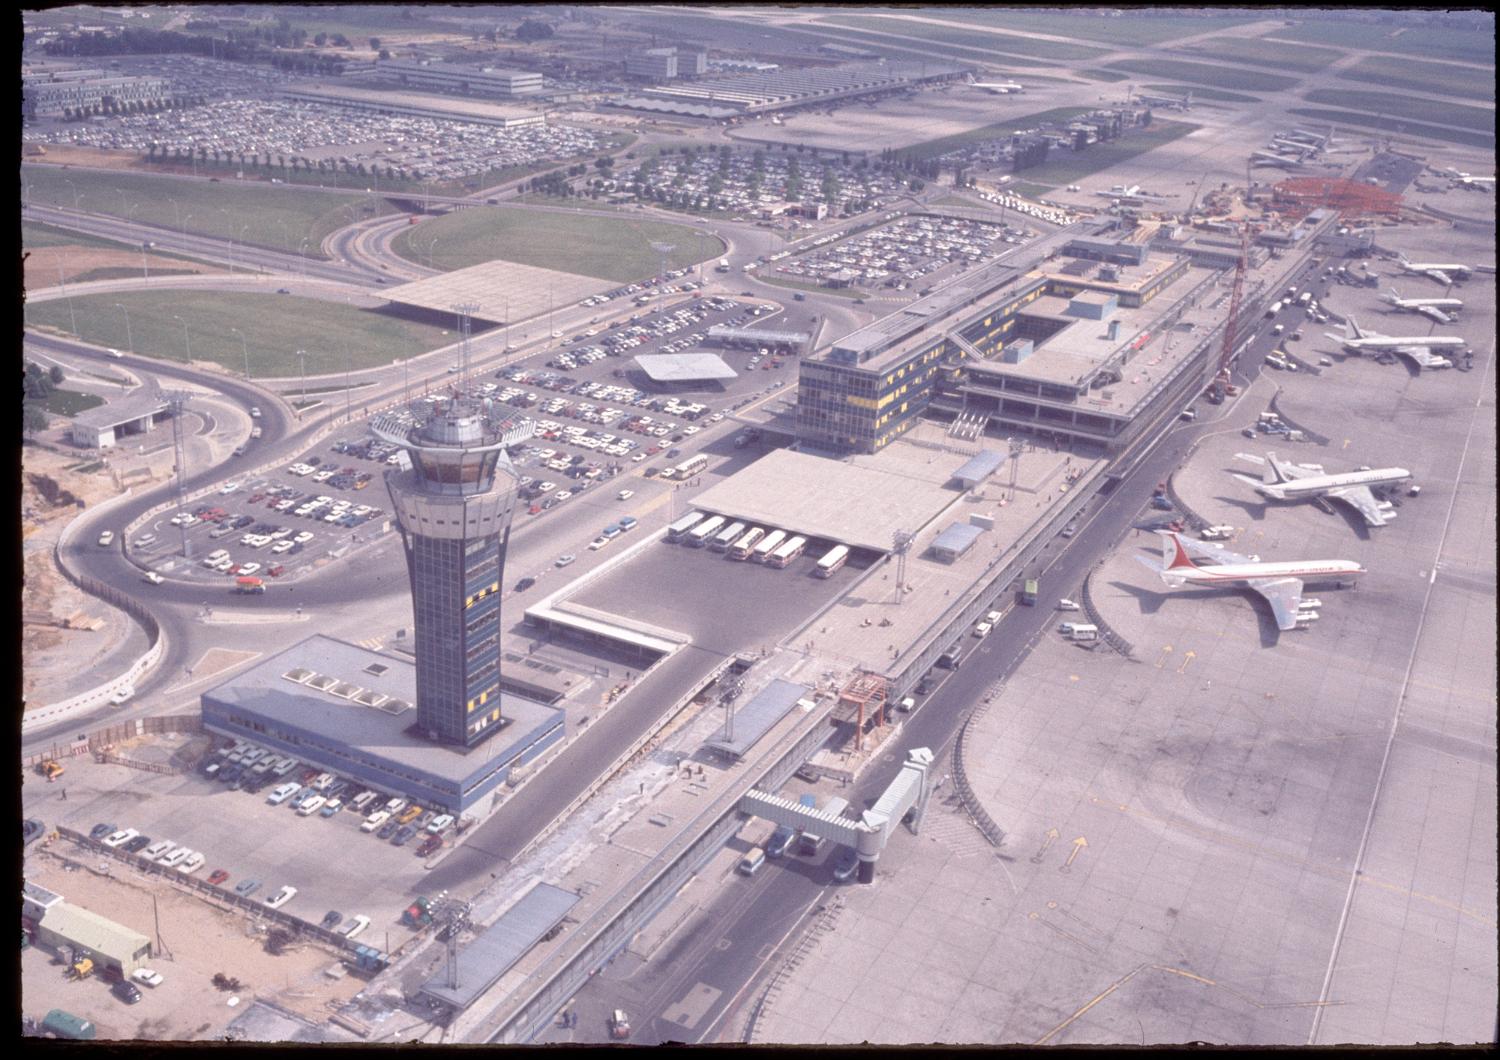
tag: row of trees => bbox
[139,142,425,183]
[40,24,351,74]
[57,93,206,122]
[22,362,67,438]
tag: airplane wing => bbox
[1426,268,1452,285]
[1234,453,1267,466]
[1250,576,1306,631]
[1327,485,1390,526]
[1417,305,1452,325]
[1174,535,1249,566]
[1395,345,1452,369]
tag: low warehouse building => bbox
[24,883,153,975]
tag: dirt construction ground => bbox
[23,841,365,1041]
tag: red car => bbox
[248,494,265,504]
[207,869,230,885]
[266,565,285,578]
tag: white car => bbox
[264,885,297,909]
[340,914,371,940]
[361,810,391,832]
[177,851,206,874]
[102,828,139,849]
[97,530,115,547]
[293,531,314,544]
[555,554,576,568]
[271,540,295,554]
[237,562,261,576]
[132,968,165,987]
[141,571,164,586]
[219,482,240,495]
[588,536,610,551]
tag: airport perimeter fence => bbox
[24,713,203,773]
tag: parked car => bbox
[234,878,262,898]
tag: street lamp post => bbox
[140,241,151,280]
[296,348,308,414]
[64,178,81,211]
[171,315,192,362]
[114,302,133,354]
[231,327,250,380]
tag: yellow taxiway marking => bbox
[1030,828,1060,864]
[1059,835,1088,874]
[1177,649,1197,674]
[1155,645,1173,669]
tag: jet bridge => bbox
[738,747,935,883]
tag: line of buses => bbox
[666,510,850,576]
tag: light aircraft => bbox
[1398,254,1472,286]
[1138,532,1363,631]
[1231,453,1409,527]
[1251,151,1305,170]
[1137,89,1192,110]
[1097,183,1141,198]
[1380,288,1462,325]
[974,80,1024,94]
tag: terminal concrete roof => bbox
[707,324,810,346]
[385,261,613,328]
[692,447,957,553]
[634,352,737,382]
[418,882,578,1011]
[70,392,168,429]
[706,678,810,759]
[605,96,740,119]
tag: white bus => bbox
[668,453,709,481]
[712,520,746,552]
[815,544,849,577]
[666,511,705,542]
[729,527,764,560]
[685,514,726,548]
[766,535,806,569]
[752,529,787,563]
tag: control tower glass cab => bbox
[372,400,519,748]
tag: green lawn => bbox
[390,209,724,283]
[1077,69,1132,82]
[755,274,867,300]
[1141,84,1261,104]
[26,291,457,377]
[1104,59,1299,92]
[1334,56,1495,103]
[1003,182,1056,201]
[1304,89,1496,133]
[1264,20,1495,66]
[896,107,1092,161]
[39,389,105,416]
[1179,36,1344,73]
[1018,120,1200,186]
[931,10,1260,47]
[818,14,1107,61]
[21,165,401,258]
[1287,109,1495,150]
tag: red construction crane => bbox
[1206,221,1253,404]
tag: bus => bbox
[712,520,746,552]
[729,526,764,560]
[672,454,709,481]
[752,529,787,563]
[766,535,806,569]
[685,514,726,548]
[815,544,849,577]
[666,511,704,542]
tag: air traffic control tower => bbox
[373,398,520,748]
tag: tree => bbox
[378,48,390,60]
[24,362,56,400]
[48,364,66,385]
[314,32,327,46]
[515,19,553,43]
[369,37,381,50]
[23,404,49,439]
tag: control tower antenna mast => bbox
[161,388,194,558]
[452,301,479,394]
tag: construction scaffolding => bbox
[839,672,888,752]
[1271,177,1402,221]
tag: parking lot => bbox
[50,738,464,951]
[774,214,1016,291]
[25,59,607,186]
[610,147,912,221]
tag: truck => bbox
[1059,622,1098,641]
[1265,300,1284,318]
[715,259,731,273]
[1298,291,1312,306]
[43,1010,96,1041]
[37,760,64,782]
[234,576,266,594]
[1020,579,1039,606]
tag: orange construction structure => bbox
[1271,177,1402,221]
[839,672,889,751]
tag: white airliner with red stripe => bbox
[1138,532,1364,631]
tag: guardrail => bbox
[1162,471,1209,533]
[1080,566,1135,659]
[949,687,1007,849]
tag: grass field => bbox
[1180,36,1344,72]
[26,291,456,377]
[1334,56,1496,103]
[1004,181,1056,200]
[390,209,723,282]
[23,221,216,267]
[896,107,1092,161]
[1017,119,1200,186]
[39,388,106,417]
[22,165,400,258]
[1142,84,1261,104]
[818,14,1107,61]
[930,10,1259,47]
[756,274,867,300]
[1104,59,1298,92]
[1264,20,1495,66]
[1304,89,1496,133]
[1077,70,1132,82]
[1287,109,1495,150]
